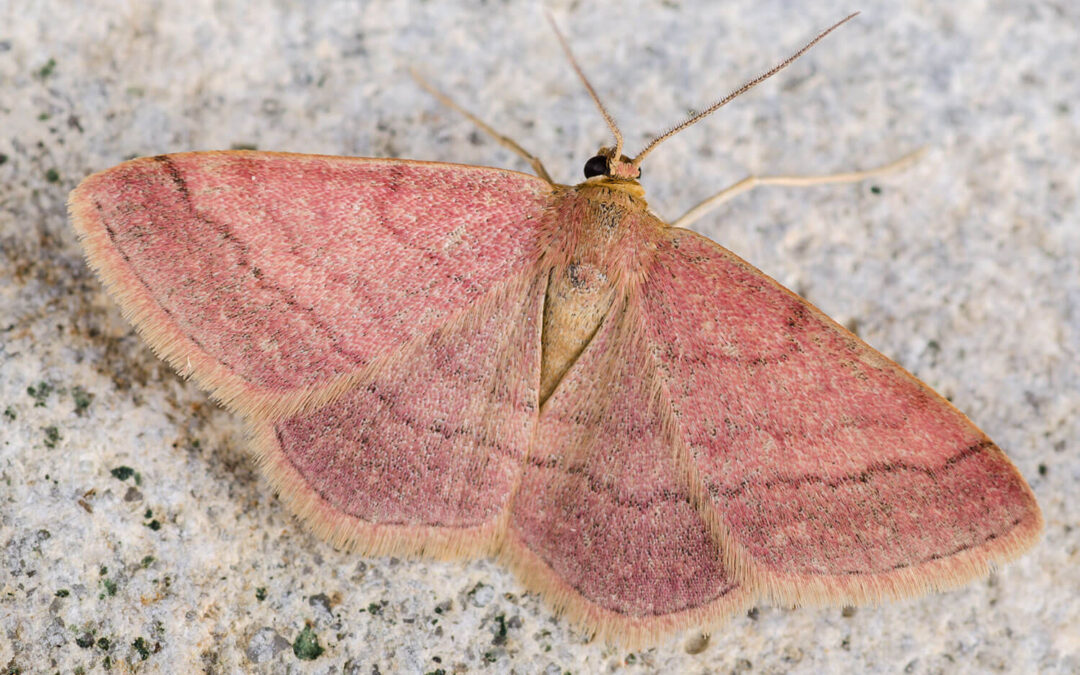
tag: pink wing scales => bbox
[68,151,551,417]
[641,229,1042,604]
[504,300,752,647]
[250,272,546,556]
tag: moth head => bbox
[584,147,642,181]
[553,11,858,186]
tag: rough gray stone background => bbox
[1,0,1076,672]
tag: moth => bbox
[69,14,1041,647]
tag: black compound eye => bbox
[583,155,609,178]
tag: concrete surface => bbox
[1,0,1076,672]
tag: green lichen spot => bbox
[255,587,267,601]
[102,578,117,596]
[111,466,135,481]
[37,57,56,78]
[132,637,151,660]
[96,637,110,650]
[367,602,383,615]
[72,386,94,414]
[55,589,69,597]
[2,406,14,421]
[292,625,324,661]
[141,555,155,568]
[492,614,508,646]
[28,381,53,407]
[45,168,60,183]
[143,508,162,529]
[43,425,61,448]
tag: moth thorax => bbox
[538,262,616,406]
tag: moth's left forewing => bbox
[68,152,553,421]
[638,226,1042,608]
[69,151,557,561]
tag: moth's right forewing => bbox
[639,228,1042,607]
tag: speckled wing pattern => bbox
[638,228,1042,611]
[253,270,547,557]
[69,150,554,558]
[69,152,552,418]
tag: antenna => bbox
[546,12,626,162]
[630,12,859,171]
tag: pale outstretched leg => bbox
[411,68,555,185]
[672,148,926,229]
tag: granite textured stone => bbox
[1,0,1076,672]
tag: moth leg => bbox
[411,68,555,185]
[671,147,925,229]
